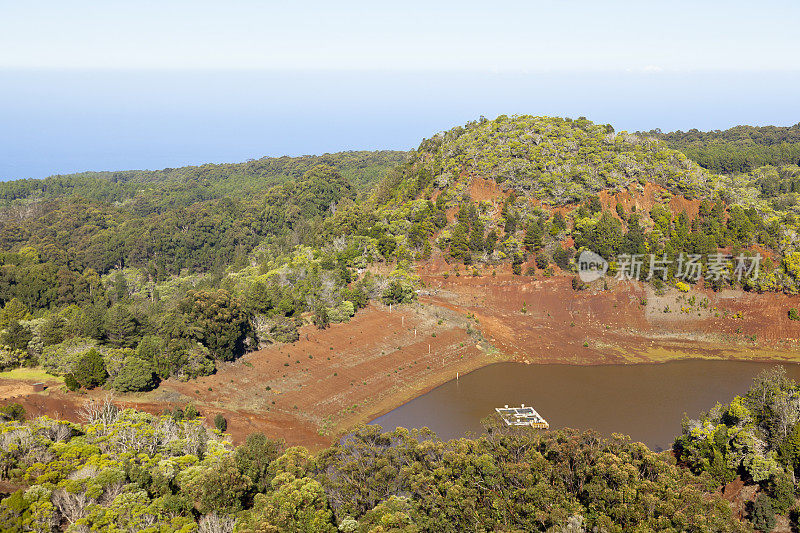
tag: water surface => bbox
[371,360,800,450]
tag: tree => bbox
[136,335,164,376]
[751,492,776,532]
[553,247,573,270]
[382,280,406,305]
[180,289,251,361]
[39,315,65,346]
[72,349,107,389]
[103,304,138,347]
[767,472,795,514]
[181,456,252,515]
[237,473,336,533]
[551,211,567,235]
[1,321,32,351]
[235,433,284,492]
[523,221,542,251]
[484,230,498,255]
[0,299,31,328]
[449,224,471,263]
[112,357,157,392]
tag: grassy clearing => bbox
[0,367,63,383]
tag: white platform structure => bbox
[495,404,549,429]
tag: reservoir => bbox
[370,360,800,450]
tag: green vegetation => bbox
[646,123,800,174]
[675,366,800,528]
[0,150,417,385]
[0,405,749,532]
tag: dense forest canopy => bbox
[0,151,407,207]
[644,123,800,174]
[0,404,750,532]
[0,150,416,390]
[396,115,713,204]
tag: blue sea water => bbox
[1,69,799,180]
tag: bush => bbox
[41,337,99,375]
[535,253,549,269]
[268,319,300,344]
[752,492,776,532]
[789,308,800,321]
[112,357,157,392]
[553,247,573,270]
[214,413,228,432]
[313,306,330,329]
[72,349,108,389]
[0,402,25,422]
[184,404,200,420]
[64,373,79,391]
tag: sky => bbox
[1,1,799,179]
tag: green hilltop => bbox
[382,115,714,207]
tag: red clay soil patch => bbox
[419,271,800,365]
[147,303,494,447]
[598,182,701,221]
[468,176,508,204]
[1,304,493,449]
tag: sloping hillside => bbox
[388,115,714,206]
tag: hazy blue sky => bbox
[1,1,799,179]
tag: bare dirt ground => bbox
[419,266,800,366]
[0,303,497,448]
[4,262,800,448]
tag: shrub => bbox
[0,402,25,422]
[184,404,200,420]
[752,492,776,532]
[268,318,300,344]
[313,306,330,329]
[112,357,157,392]
[73,349,108,389]
[64,373,79,391]
[789,308,800,321]
[535,253,549,269]
[214,413,228,432]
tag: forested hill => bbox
[377,115,714,207]
[643,123,800,173]
[0,150,408,207]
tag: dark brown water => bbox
[371,360,800,450]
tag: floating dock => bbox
[496,404,549,429]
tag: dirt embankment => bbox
[420,269,800,365]
[0,303,497,449]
